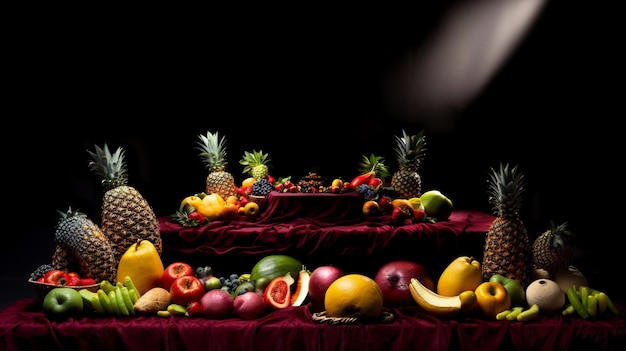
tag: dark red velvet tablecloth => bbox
[160,197,496,277]
[1,298,625,351]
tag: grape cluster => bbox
[219,273,241,293]
[30,264,55,280]
[357,184,376,200]
[251,178,274,196]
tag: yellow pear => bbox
[436,256,483,297]
[116,240,164,295]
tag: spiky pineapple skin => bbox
[101,185,162,264]
[54,215,117,282]
[206,171,237,199]
[532,230,574,274]
[391,170,422,199]
[50,245,80,273]
[482,217,531,287]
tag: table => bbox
[1,298,624,351]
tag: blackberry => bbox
[30,264,56,281]
[251,178,274,196]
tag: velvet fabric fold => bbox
[2,299,625,351]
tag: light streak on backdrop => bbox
[383,0,547,132]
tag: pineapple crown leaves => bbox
[358,153,391,181]
[55,207,88,227]
[171,206,204,227]
[87,143,129,190]
[393,129,427,166]
[196,130,229,172]
[239,149,271,174]
[487,163,526,218]
[546,220,575,248]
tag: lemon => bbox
[331,178,343,187]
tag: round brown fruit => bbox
[362,200,380,216]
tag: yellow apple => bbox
[474,281,511,318]
[436,256,483,297]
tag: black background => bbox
[3,2,622,305]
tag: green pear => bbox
[489,274,526,307]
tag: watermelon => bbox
[250,255,304,291]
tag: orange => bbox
[226,195,239,205]
[221,203,239,221]
[324,274,383,318]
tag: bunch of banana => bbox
[80,276,141,316]
[495,304,540,322]
[563,285,619,319]
[409,278,478,318]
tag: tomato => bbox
[263,275,293,309]
[186,301,204,317]
[188,211,206,224]
[43,270,68,285]
[79,278,98,286]
[65,273,81,286]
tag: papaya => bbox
[250,255,304,291]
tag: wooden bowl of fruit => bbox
[28,278,100,300]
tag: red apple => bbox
[374,260,434,307]
[233,292,266,320]
[308,265,346,312]
[162,262,194,290]
[200,289,234,319]
[170,275,205,306]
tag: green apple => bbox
[43,287,84,321]
[420,190,453,220]
[489,274,526,307]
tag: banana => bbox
[128,288,140,304]
[98,289,114,314]
[495,309,512,321]
[108,290,121,316]
[91,295,106,314]
[505,307,524,321]
[100,280,116,295]
[157,310,171,318]
[115,286,130,316]
[517,304,540,322]
[121,287,135,316]
[167,303,187,316]
[562,304,576,316]
[124,276,139,297]
[596,292,608,315]
[78,289,97,311]
[409,278,477,318]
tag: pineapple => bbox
[532,221,575,275]
[358,153,391,182]
[390,129,426,199]
[87,143,162,266]
[196,130,238,198]
[240,149,271,180]
[50,245,80,273]
[482,163,532,287]
[53,208,117,282]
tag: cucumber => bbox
[250,255,304,291]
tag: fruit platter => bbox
[2,130,625,351]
